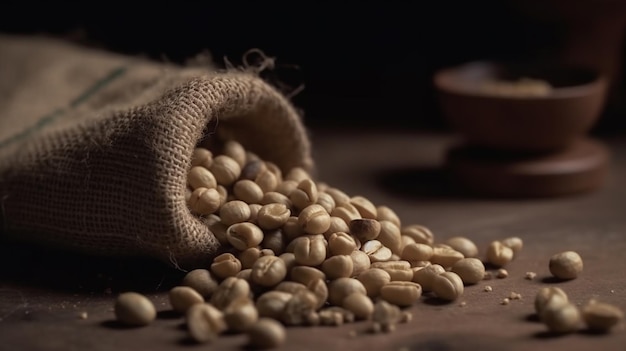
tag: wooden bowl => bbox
[434,61,608,152]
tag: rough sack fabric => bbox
[0,34,313,269]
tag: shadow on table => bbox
[0,238,185,294]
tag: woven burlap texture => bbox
[0,34,313,269]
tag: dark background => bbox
[2,1,625,132]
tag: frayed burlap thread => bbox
[0,34,313,269]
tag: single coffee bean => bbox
[582,300,624,332]
[169,286,204,313]
[342,292,374,320]
[247,318,287,349]
[445,236,479,258]
[251,255,288,287]
[451,258,485,285]
[357,268,391,298]
[431,272,464,301]
[182,269,219,298]
[114,292,156,326]
[186,303,227,343]
[549,251,583,280]
[379,281,422,307]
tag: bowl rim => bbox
[433,60,608,100]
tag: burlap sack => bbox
[0,34,313,269]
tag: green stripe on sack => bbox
[0,66,127,149]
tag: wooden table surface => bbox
[1,128,625,351]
